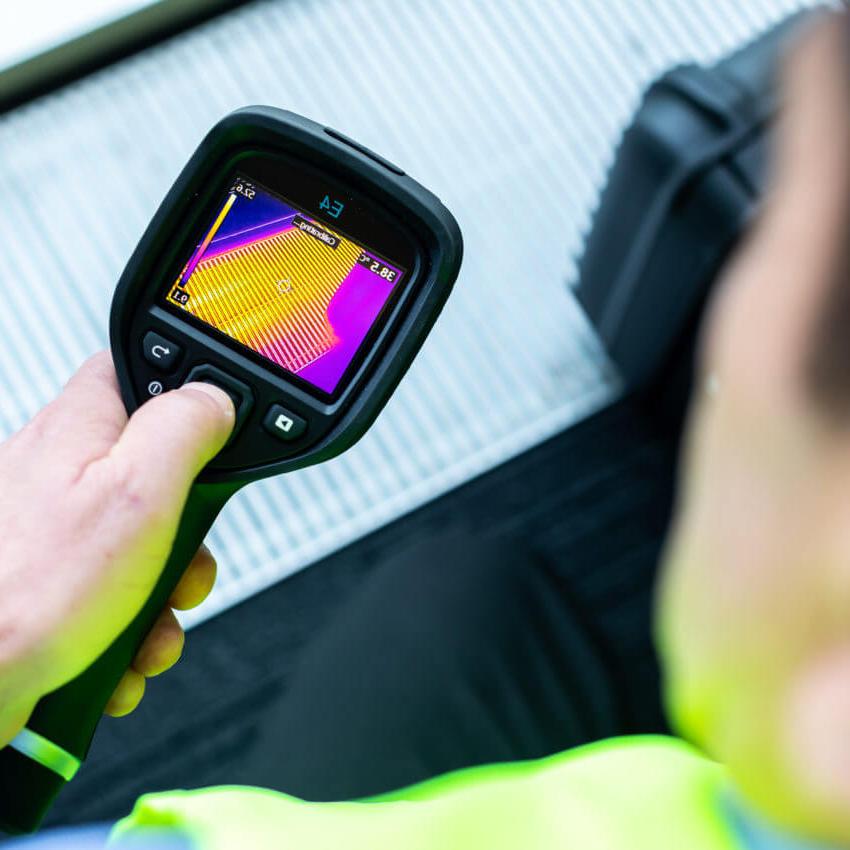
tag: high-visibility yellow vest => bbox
[112,736,748,850]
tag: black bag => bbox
[577,12,810,427]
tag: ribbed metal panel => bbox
[0,0,819,626]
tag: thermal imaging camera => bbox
[0,107,463,833]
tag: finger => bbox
[105,668,146,717]
[21,352,128,468]
[701,14,850,410]
[790,14,850,421]
[759,14,850,401]
[169,544,217,611]
[55,352,126,428]
[771,13,850,245]
[132,608,185,678]
[110,382,234,509]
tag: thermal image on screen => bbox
[167,176,404,394]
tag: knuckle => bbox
[18,406,52,445]
[106,458,171,528]
[82,350,113,373]
[11,403,67,462]
[109,460,147,508]
[72,351,115,387]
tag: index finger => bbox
[19,352,129,471]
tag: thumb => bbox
[112,382,235,496]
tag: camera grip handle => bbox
[0,481,238,834]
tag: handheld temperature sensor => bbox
[0,107,463,833]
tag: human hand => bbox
[105,541,218,718]
[657,11,850,843]
[0,352,234,745]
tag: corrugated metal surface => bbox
[0,0,819,626]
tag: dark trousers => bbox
[237,529,661,801]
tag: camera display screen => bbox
[166,175,405,395]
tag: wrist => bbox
[0,634,51,748]
[0,697,38,749]
[0,585,55,740]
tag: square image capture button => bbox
[264,404,307,442]
[142,331,182,372]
